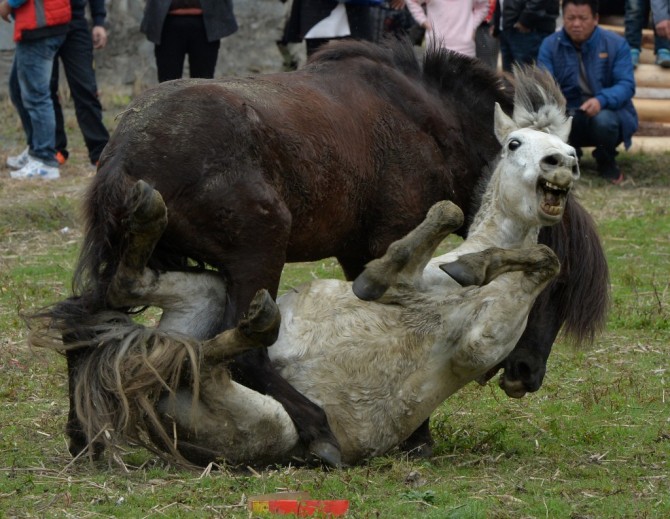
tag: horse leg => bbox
[353,201,464,300]
[353,201,463,459]
[63,181,167,459]
[201,289,280,361]
[399,419,434,458]
[207,195,341,467]
[226,286,342,466]
[439,245,560,288]
[102,180,228,339]
[106,180,167,306]
[449,248,562,384]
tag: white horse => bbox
[32,66,579,467]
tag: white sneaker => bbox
[6,147,29,169]
[10,157,60,180]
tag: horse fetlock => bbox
[429,200,464,231]
[308,439,343,468]
[128,180,167,226]
[530,245,560,279]
[66,421,105,460]
[438,250,493,287]
[352,245,410,301]
[352,270,392,301]
[239,289,281,347]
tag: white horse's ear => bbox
[494,102,517,144]
[556,115,573,143]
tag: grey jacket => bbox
[651,0,670,22]
[141,0,237,44]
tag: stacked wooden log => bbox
[601,23,670,146]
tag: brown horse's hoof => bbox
[68,436,105,461]
[402,442,434,459]
[128,180,167,231]
[239,289,281,347]
[309,440,343,468]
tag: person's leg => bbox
[15,36,64,167]
[59,18,110,164]
[589,110,623,180]
[50,53,68,160]
[508,30,546,67]
[476,22,499,69]
[9,58,33,149]
[569,109,623,183]
[155,16,188,82]
[346,4,374,42]
[624,0,644,50]
[655,32,670,64]
[185,16,221,78]
[499,30,514,72]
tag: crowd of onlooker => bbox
[2,0,668,183]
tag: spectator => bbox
[625,0,670,68]
[476,0,499,68]
[281,0,378,58]
[405,0,490,58]
[381,1,425,46]
[538,0,638,185]
[51,0,110,168]
[141,0,238,82]
[493,0,559,72]
[2,0,71,180]
[652,0,670,39]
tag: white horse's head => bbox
[491,67,579,227]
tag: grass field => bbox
[0,93,668,518]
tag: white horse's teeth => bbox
[544,181,567,192]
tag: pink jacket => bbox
[406,0,489,57]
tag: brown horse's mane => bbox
[310,37,513,109]
[311,40,608,346]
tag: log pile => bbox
[601,23,670,141]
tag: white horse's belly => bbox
[269,280,439,461]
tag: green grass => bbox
[0,96,669,518]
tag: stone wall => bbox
[0,0,293,95]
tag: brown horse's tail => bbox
[30,308,201,463]
[541,195,610,346]
[71,161,142,313]
[25,160,155,355]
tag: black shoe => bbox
[597,161,623,185]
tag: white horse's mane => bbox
[510,65,569,137]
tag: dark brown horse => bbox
[55,39,608,464]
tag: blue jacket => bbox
[538,26,638,148]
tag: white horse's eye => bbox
[508,139,521,151]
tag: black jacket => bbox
[493,0,559,35]
[140,0,237,44]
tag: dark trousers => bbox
[499,29,549,72]
[625,0,670,52]
[155,15,221,82]
[51,18,109,165]
[569,109,622,177]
